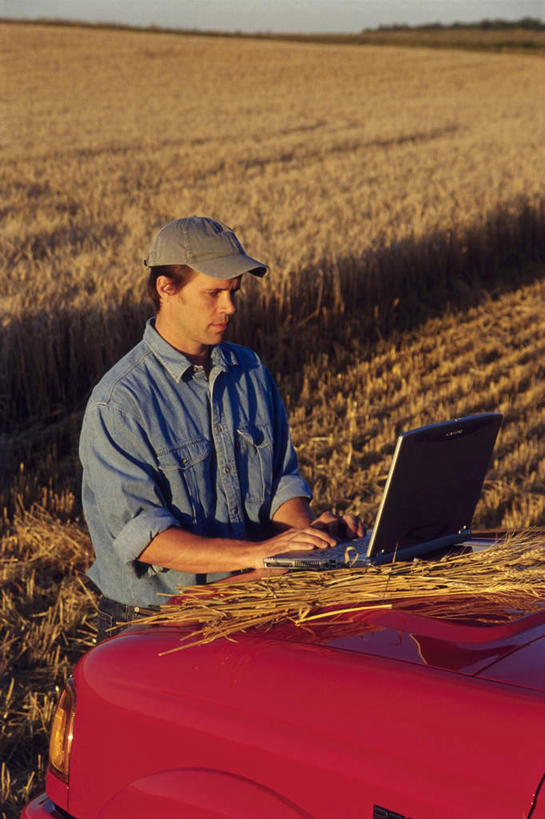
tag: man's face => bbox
[157,270,241,356]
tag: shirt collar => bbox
[143,318,238,381]
[210,342,238,373]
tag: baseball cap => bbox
[145,216,269,278]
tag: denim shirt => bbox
[79,319,311,606]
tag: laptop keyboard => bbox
[264,531,373,569]
[321,532,372,560]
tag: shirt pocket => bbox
[156,437,213,527]
[236,424,273,503]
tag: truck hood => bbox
[118,605,545,683]
[475,633,545,692]
[257,606,545,681]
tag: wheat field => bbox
[1,22,545,815]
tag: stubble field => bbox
[1,22,545,815]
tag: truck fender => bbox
[96,767,313,818]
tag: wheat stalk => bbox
[130,531,545,653]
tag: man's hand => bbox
[263,524,338,554]
[311,511,365,540]
[251,513,365,570]
[246,524,337,570]
[271,498,364,540]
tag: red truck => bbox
[22,559,545,819]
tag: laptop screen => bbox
[366,412,503,559]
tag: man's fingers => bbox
[312,512,338,534]
[271,513,365,560]
[285,526,337,550]
[313,511,365,539]
[262,525,338,567]
[341,514,365,538]
[312,511,342,536]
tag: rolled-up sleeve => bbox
[80,402,180,571]
[265,369,313,517]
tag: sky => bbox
[1,0,544,33]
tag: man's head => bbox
[145,216,268,311]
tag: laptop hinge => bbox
[372,532,469,565]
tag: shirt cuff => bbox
[270,476,313,519]
[113,508,181,566]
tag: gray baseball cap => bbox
[145,216,269,278]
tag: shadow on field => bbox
[2,196,545,511]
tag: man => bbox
[80,216,363,640]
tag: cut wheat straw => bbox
[131,532,545,652]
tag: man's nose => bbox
[221,292,236,315]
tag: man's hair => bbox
[146,264,194,311]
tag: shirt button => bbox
[217,424,223,433]
[233,506,238,514]
[224,466,230,474]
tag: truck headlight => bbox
[49,678,76,782]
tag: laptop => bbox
[264,412,503,570]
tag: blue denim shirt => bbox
[79,319,312,606]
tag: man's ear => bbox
[156,275,178,301]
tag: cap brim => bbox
[193,253,269,279]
